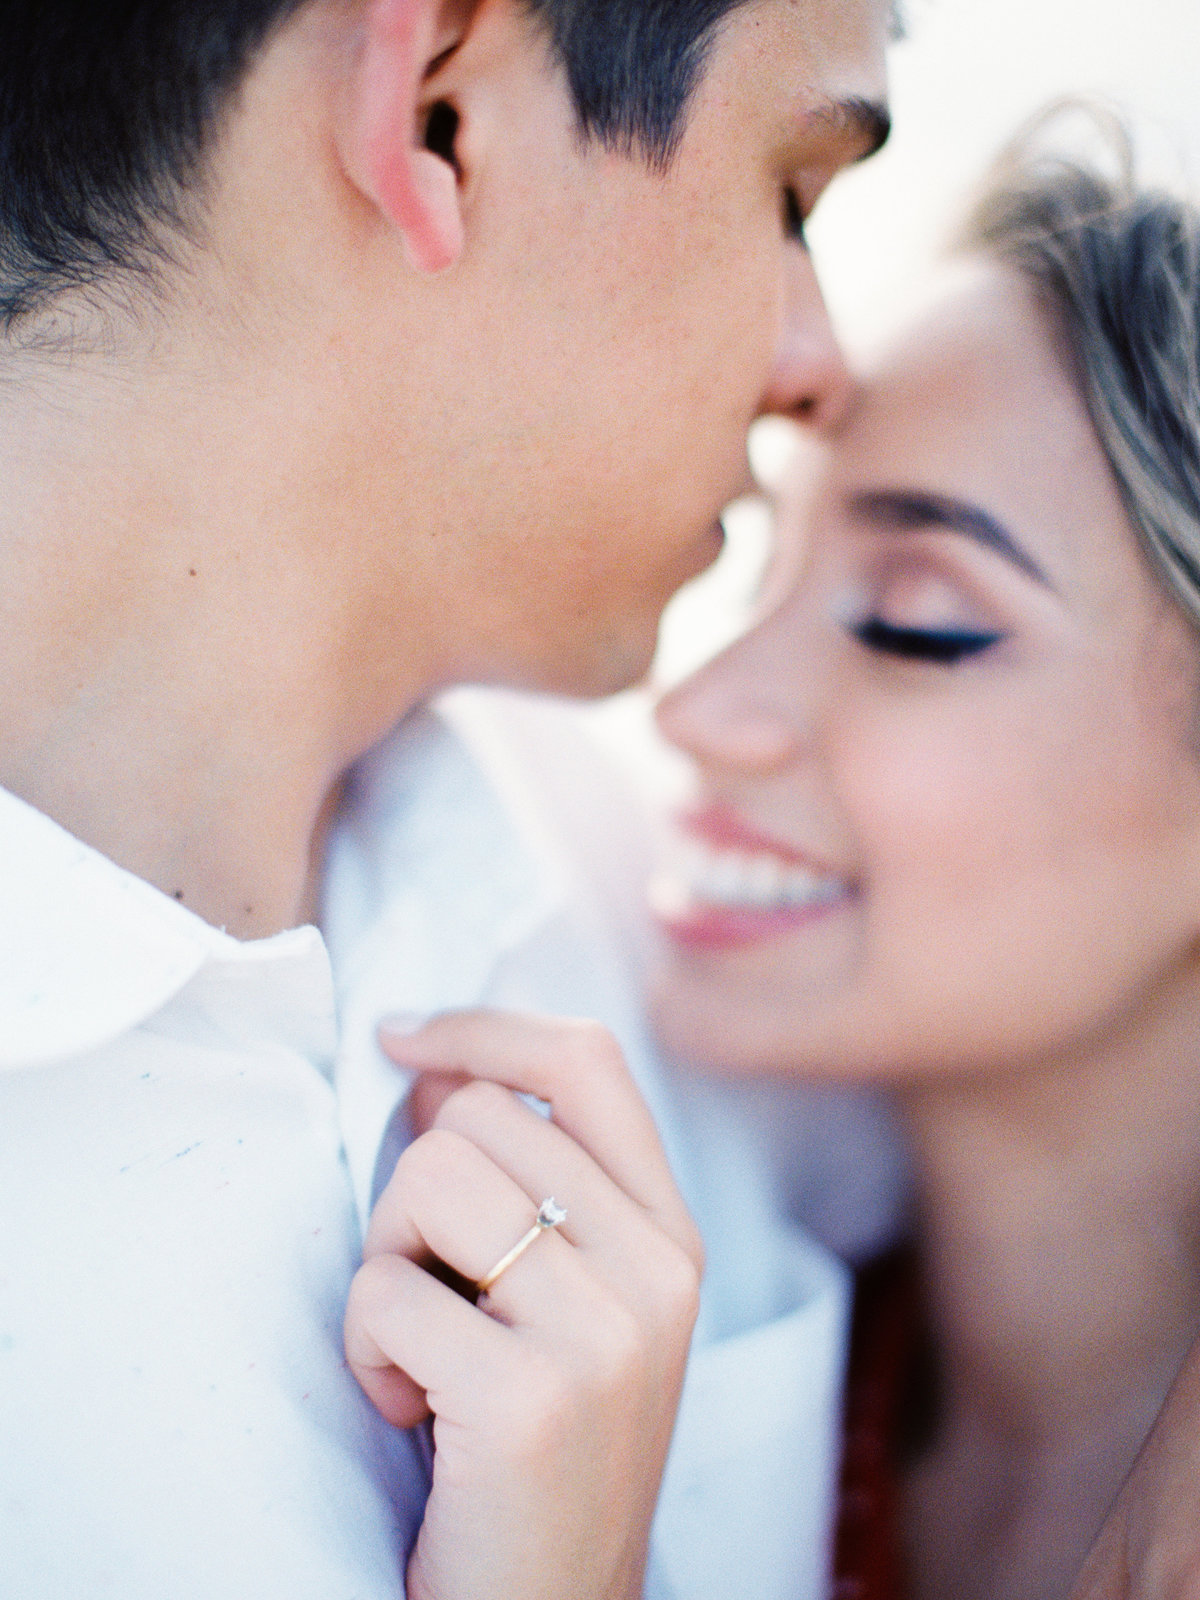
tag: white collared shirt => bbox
[0,689,871,1600]
[325,688,855,1600]
[0,788,422,1599]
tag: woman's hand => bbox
[344,1010,704,1600]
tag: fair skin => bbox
[0,0,889,1593]
[651,261,1200,1600]
[347,1013,705,1600]
[1070,1331,1200,1600]
[0,0,886,939]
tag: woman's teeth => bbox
[650,840,845,915]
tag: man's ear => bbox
[339,0,479,275]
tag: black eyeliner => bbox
[851,617,1004,665]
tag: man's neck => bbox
[899,986,1200,1600]
[0,339,431,940]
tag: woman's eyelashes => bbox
[850,616,1006,665]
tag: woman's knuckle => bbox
[564,1017,623,1070]
[653,1237,703,1330]
[435,1075,507,1131]
[678,1214,706,1276]
[395,1126,472,1198]
[569,1024,633,1088]
[347,1254,397,1324]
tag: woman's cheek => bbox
[840,713,1004,875]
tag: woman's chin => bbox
[650,976,830,1080]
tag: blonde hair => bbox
[957,104,1200,630]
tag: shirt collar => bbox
[0,785,333,1071]
[324,695,570,1222]
[323,696,568,998]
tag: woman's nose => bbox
[655,629,807,777]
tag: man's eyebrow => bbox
[808,96,892,164]
[849,489,1053,586]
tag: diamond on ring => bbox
[475,1196,569,1296]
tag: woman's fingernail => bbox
[378,1011,429,1044]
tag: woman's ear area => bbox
[336,0,483,275]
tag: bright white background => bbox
[811,0,1200,352]
[647,0,1200,690]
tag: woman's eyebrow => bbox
[849,488,1053,588]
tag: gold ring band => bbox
[476,1198,568,1296]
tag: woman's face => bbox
[651,261,1200,1081]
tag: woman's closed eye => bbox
[850,616,1005,665]
[840,565,1008,666]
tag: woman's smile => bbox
[650,258,1200,1080]
[650,802,854,950]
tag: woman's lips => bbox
[649,804,852,951]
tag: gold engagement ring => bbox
[475,1198,568,1296]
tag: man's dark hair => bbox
[0,0,752,327]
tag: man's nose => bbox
[759,249,852,432]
